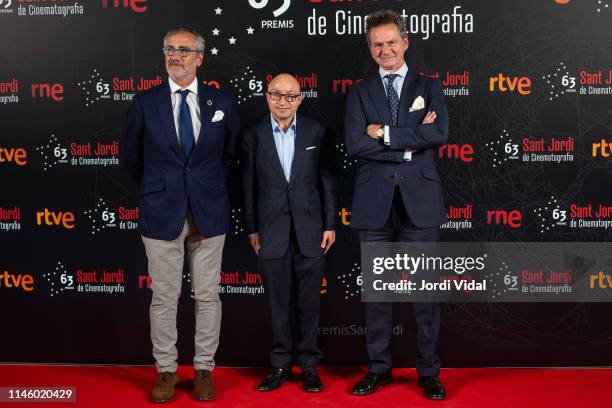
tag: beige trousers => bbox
[142,217,225,373]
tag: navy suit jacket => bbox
[124,81,240,240]
[241,114,337,259]
[344,69,448,230]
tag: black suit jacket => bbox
[344,69,449,230]
[241,113,336,259]
[124,81,240,240]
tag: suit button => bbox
[288,188,293,192]
[185,166,190,172]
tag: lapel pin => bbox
[207,100,213,106]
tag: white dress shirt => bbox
[379,63,412,161]
[270,114,297,182]
[168,77,201,144]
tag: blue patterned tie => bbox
[385,74,400,126]
[177,89,195,159]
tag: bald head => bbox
[266,73,303,126]
[268,73,301,93]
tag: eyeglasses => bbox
[162,46,203,57]
[266,92,300,102]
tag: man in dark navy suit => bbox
[124,25,239,403]
[344,10,449,399]
[241,74,336,393]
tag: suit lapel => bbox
[190,83,215,161]
[397,69,418,125]
[258,118,287,183]
[289,114,308,185]
[154,82,183,160]
[365,71,393,126]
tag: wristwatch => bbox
[376,127,384,141]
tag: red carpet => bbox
[0,365,611,407]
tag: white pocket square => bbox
[211,110,224,122]
[306,146,316,150]
[409,96,425,112]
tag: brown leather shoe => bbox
[151,372,179,403]
[193,369,217,401]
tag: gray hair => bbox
[365,10,407,44]
[163,25,205,52]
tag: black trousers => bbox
[259,222,324,370]
[359,189,441,376]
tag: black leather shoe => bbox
[258,368,291,391]
[417,376,446,400]
[302,368,322,393]
[351,372,393,396]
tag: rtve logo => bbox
[486,209,522,228]
[592,139,612,157]
[0,270,34,292]
[31,83,64,101]
[36,209,75,229]
[101,0,148,13]
[489,73,532,95]
[590,271,612,289]
[338,208,351,226]
[249,0,291,17]
[0,146,27,166]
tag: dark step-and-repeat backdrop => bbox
[1,0,611,367]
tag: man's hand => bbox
[320,230,336,254]
[366,124,383,140]
[421,111,436,125]
[402,111,436,155]
[248,233,260,256]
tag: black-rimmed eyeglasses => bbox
[267,92,300,102]
[162,46,203,57]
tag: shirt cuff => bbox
[403,150,412,161]
[384,125,390,145]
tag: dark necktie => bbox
[385,74,400,126]
[177,89,195,159]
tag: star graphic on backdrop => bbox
[229,37,236,45]
[35,134,65,171]
[42,261,74,297]
[77,68,106,107]
[214,6,222,15]
[246,26,254,35]
[541,61,572,100]
[230,66,261,105]
[210,47,219,56]
[532,196,564,234]
[596,0,609,12]
[83,197,114,235]
[212,28,220,36]
[231,208,245,236]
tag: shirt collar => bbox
[169,76,199,96]
[270,113,297,133]
[379,63,409,81]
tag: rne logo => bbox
[100,0,147,13]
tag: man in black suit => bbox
[343,10,449,399]
[241,73,337,393]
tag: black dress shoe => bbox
[351,372,393,396]
[417,376,446,400]
[302,368,322,393]
[258,368,291,391]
